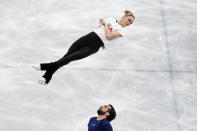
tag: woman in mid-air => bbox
[33,10,135,84]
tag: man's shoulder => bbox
[89,117,97,121]
[100,119,111,126]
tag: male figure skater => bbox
[88,104,116,131]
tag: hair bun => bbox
[124,10,135,19]
[124,10,131,14]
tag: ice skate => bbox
[32,65,41,71]
[39,77,47,85]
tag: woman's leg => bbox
[40,35,87,70]
[40,32,102,84]
[57,46,99,67]
[40,36,85,70]
[61,35,88,58]
[42,46,99,84]
[42,44,100,84]
[57,32,102,66]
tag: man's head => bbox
[97,104,116,122]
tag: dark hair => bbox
[106,104,116,122]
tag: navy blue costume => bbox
[88,117,113,131]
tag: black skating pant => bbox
[41,32,104,84]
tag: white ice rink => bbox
[0,0,197,131]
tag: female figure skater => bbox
[33,10,135,84]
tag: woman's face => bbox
[121,16,135,27]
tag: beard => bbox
[97,107,106,115]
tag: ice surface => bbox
[0,0,197,131]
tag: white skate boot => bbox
[32,65,41,71]
[39,77,47,85]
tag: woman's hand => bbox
[99,18,122,40]
[99,18,107,26]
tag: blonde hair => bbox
[124,10,135,19]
